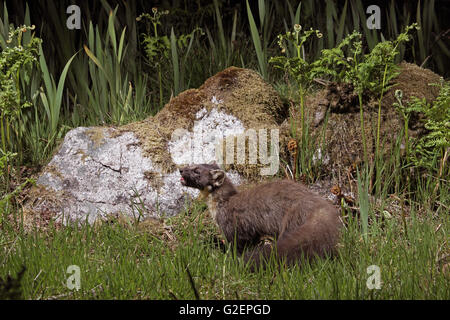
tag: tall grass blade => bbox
[53,53,77,133]
[336,0,348,43]
[23,3,31,44]
[357,169,370,241]
[170,28,180,96]
[246,0,267,79]
[286,1,295,26]
[185,265,200,300]
[294,2,301,26]
[416,0,426,62]
[325,0,336,48]
[39,43,55,103]
[213,0,226,53]
[0,2,9,47]
[231,9,237,52]
[258,0,266,30]
[117,27,127,63]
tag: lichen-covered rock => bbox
[29,127,200,224]
[24,67,286,226]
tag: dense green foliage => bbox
[0,25,40,158]
[395,81,450,173]
[310,23,419,96]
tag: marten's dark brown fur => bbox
[180,163,342,269]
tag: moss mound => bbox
[286,62,443,185]
[382,61,442,108]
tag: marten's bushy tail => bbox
[243,218,340,271]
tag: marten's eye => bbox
[194,168,200,174]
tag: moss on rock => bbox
[120,67,287,177]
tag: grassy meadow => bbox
[1,199,448,299]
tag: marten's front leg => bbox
[218,212,262,254]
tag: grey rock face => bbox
[33,109,244,224]
[36,127,199,223]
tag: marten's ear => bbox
[210,169,225,187]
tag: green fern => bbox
[406,81,450,171]
[311,23,419,96]
[270,24,322,89]
[395,80,449,172]
[138,8,203,103]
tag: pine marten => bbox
[179,163,342,269]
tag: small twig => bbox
[168,289,178,300]
[222,255,226,299]
[90,283,104,298]
[435,201,449,210]
[420,55,432,68]
[338,216,347,231]
[155,125,170,143]
[313,78,330,86]
[47,292,73,300]
[433,147,449,195]
[33,269,43,282]
[185,265,200,300]
[285,164,294,180]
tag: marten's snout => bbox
[179,164,220,190]
[179,165,207,189]
[179,166,198,187]
[179,167,187,186]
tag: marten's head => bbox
[179,163,226,191]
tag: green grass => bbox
[1,198,448,300]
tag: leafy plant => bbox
[39,43,77,146]
[139,8,203,102]
[312,23,419,168]
[312,23,419,97]
[270,24,322,179]
[395,80,450,173]
[270,25,322,106]
[84,8,151,125]
[169,26,203,96]
[137,8,170,109]
[393,80,449,209]
[0,24,41,190]
[0,25,40,155]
